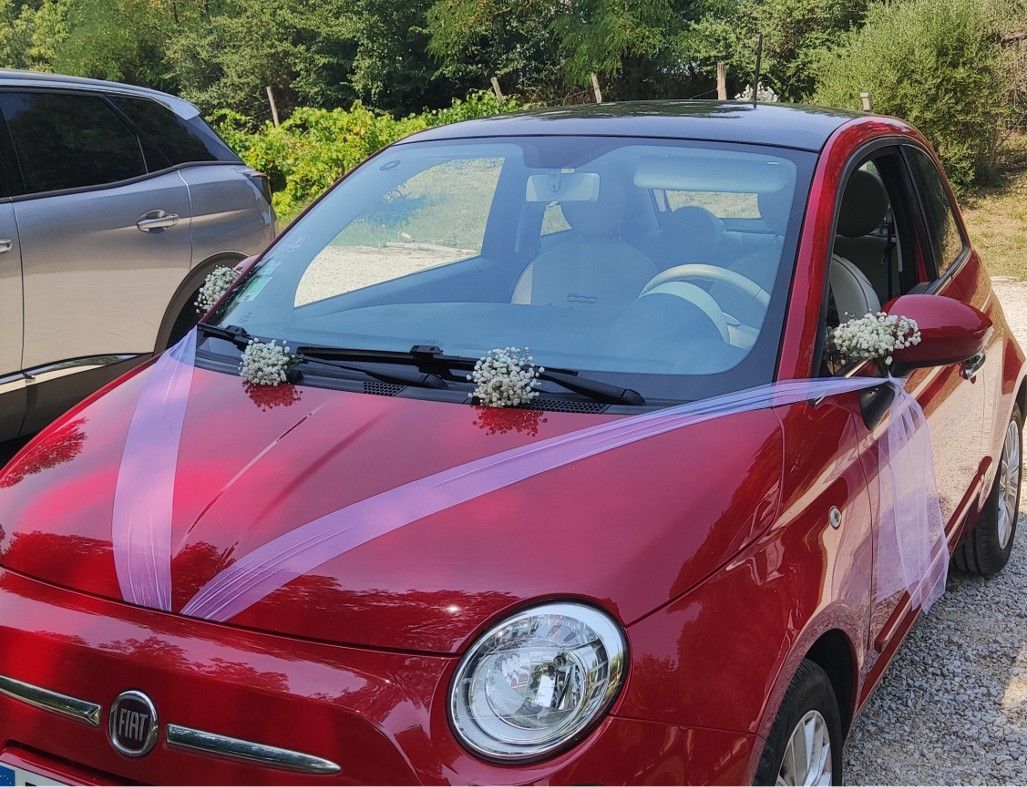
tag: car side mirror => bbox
[884,293,992,370]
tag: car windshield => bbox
[213,135,816,402]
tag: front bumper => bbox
[0,568,756,784]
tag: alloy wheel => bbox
[776,710,832,786]
[998,420,1021,550]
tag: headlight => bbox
[449,602,627,761]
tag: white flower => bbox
[195,266,240,313]
[735,82,779,103]
[239,339,295,386]
[468,347,542,408]
[831,312,922,368]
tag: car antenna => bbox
[751,33,764,107]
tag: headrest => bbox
[837,169,889,238]
[661,207,718,244]
[757,187,792,235]
[561,177,626,238]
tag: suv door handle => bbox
[0,239,12,254]
[961,350,986,380]
[136,210,179,232]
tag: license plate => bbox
[0,764,67,786]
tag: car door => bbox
[0,198,24,439]
[840,146,987,672]
[0,89,192,370]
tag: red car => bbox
[0,102,1022,785]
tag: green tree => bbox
[168,0,356,120]
[348,0,457,114]
[815,0,1010,190]
[0,0,71,71]
[554,0,698,100]
[684,0,871,101]
[427,0,565,100]
[53,0,186,90]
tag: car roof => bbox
[0,69,199,119]
[400,100,862,152]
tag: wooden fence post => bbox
[716,61,727,100]
[490,76,504,100]
[265,86,280,127]
[590,72,603,104]
[860,91,873,112]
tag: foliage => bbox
[53,0,183,90]
[0,0,70,71]
[427,0,565,101]
[213,91,522,219]
[684,0,871,101]
[168,0,356,120]
[815,0,1011,191]
[553,0,697,98]
[348,0,459,115]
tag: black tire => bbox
[953,405,1022,576]
[754,660,844,786]
[166,284,204,348]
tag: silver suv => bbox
[0,70,275,441]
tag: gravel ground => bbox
[845,277,1027,785]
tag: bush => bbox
[815,0,1011,191]
[213,91,522,219]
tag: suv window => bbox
[0,91,146,194]
[906,146,965,276]
[110,95,239,168]
[0,88,148,193]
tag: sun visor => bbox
[633,153,795,193]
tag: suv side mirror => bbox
[884,293,992,370]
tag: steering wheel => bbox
[640,263,771,307]
[636,264,770,345]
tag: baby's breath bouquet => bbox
[195,266,240,314]
[239,339,297,387]
[831,312,922,374]
[468,347,543,408]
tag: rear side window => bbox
[906,146,966,276]
[110,95,240,167]
[0,91,146,194]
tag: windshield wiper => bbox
[197,321,252,348]
[198,324,447,389]
[297,347,448,389]
[295,344,646,406]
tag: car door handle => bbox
[0,239,11,254]
[136,210,179,232]
[961,350,986,380]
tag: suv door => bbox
[0,89,193,370]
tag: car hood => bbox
[0,360,783,654]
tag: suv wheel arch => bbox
[155,252,248,351]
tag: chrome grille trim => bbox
[0,674,101,726]
[166,724,341,774]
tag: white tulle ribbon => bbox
[111,329,948,620]
[111,329,196,612]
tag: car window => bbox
[216,137,816,403]
[0,91,146,194]
[906,146,965,277]
[294,157,503,306]
[110,95,239,168]
[664,190,760,218]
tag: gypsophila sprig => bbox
[239,339,295,386]
[735,82,779,103]
[195,266,240,313]
[832,312,922,369]
[468,347,542,408]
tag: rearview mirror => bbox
[884,293,992,370]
